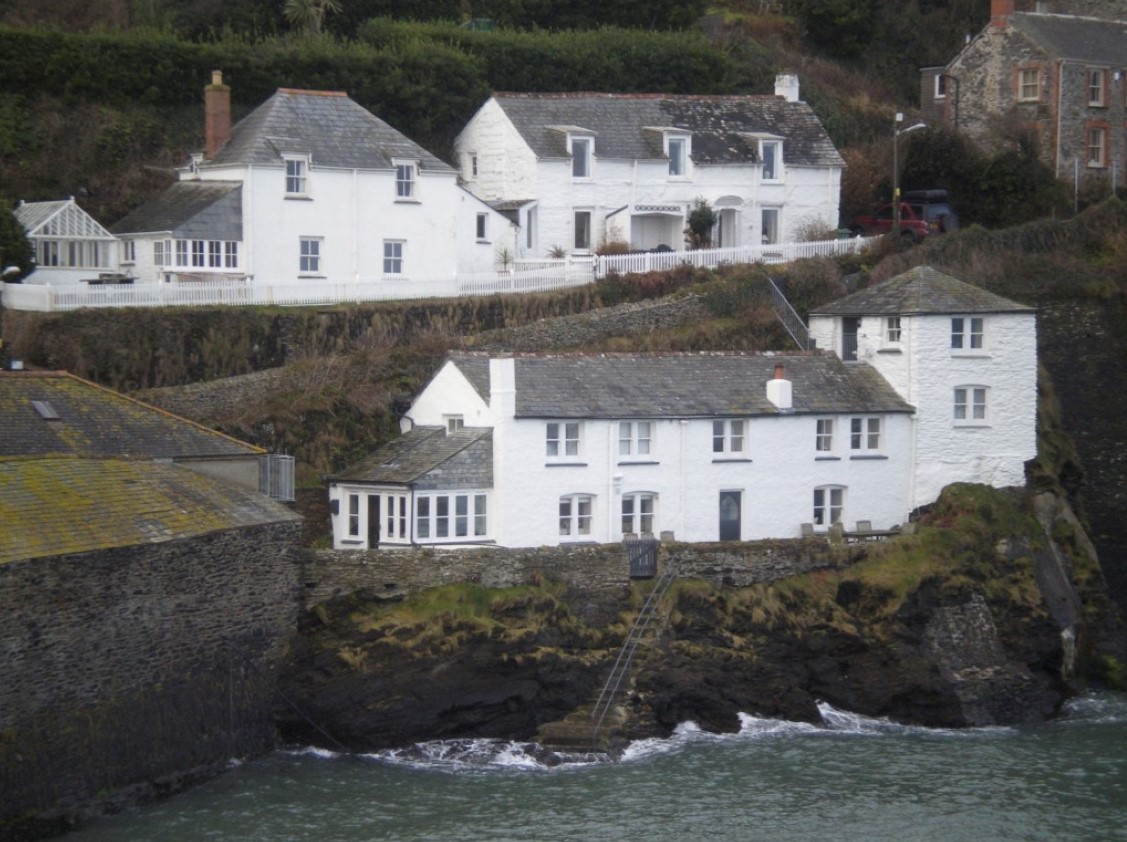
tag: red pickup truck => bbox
[851,190,959,241]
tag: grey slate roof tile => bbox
[0,371,263,460]
[448,352,912,418]
[207,89,453,173]
[111,181,242,238]
[493,93,843,168]
[1012,13,1127,64]
[808,266,1033,317]
[329,426,493,484]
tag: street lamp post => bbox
[892,112,926,232]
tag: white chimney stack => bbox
[766,362,793,411]
[775,74,800,103]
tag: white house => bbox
[111,72,515,285]
[327,266,1037,550]
[13,198,118,285]
[452,75,844,258]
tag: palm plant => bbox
[283,0,342,35]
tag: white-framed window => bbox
[886,316,902,344]
[471,153,478,177]
[415,493,487,540]
[934,74,947,100]
[384,494,409,542]
[954,386,988,425]
[1017,68,1041,102]
[154,240,168,267]
[621,492,656,536]
[285,157,308,196]
[546,421,581,459]
[951,316,984,350]
[667,135,688,177]
[445,415,465,433]
[207,240,222,268]
[383,240,404,274]
[760,140,782,181]
[559,494,594,537]
[816,418,834,452]
[299,237,322,274]
[850,417,881,452]
[191,240,205,267]
[1087,126,1108,167]
[574,210,592,251]
[224,241,238,268]
[813,486,844,527]
[395,162,417,199]
[121,240,136,263]
[347,493,360,537]
[712,419,745,455]
[618,421,653,458]
[1088,68,1107,107]
[571,137,592,178]
[175,240,188,266]
[761,208,780,244]
[476,213,488,241]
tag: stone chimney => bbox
[766,362,793,411]
[991,0,1014,27]
[204,70,231,160]
[774,74,800,103]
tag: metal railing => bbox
[596,236,874,278]
[260,454,295,502]
[768,276,815,351]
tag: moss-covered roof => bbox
[0,371,264,460]
[808,266,1034,317]
[0,457,300,566]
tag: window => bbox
[951,316,984,350]
[474,495,487,537]
[208,240,222,268]
[396,163,417,199]
[476,213,488,241]
[416,497,430,539]
[954,386,988,424]
[760,140,781,181]
[816,418,834,452]
[154,240,168,267]
[574,210,592,251]
[850,417,881,452]
[189,240,204,267]
[934,74,947,100]
[1017,68,1040,102]
[285,158,307,195]
[712,419,745,455]
[445,415,464,433]
[761,208,780,244]
[559,494,593,537]
[471,154,478,177]
[416,493,488,541]
[383,240,404,274]
[1088,68,1107,107]
[668,136,686,176]
[571,137,591,178]
[546,421,581,458]
[435,496,449,538]
[618,421,653,458]
[813,486,844,527]
[1087,127,1108,167]
[347,493,360,537]
[122,240,136,263]
[224,241,238,268]
[622,492,656,536]
[299,237,321,274]
[886,316,902,344]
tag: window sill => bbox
[849,454,888,460]
[1086,163,1107,170]
[298,273,325,279]
[395,197,420,204]
[476,239,490,245]
[340,539,364,545]
[618,460,659,466]
[877,347,902,354]
[545,461,589,468]
[814,456,841,461]
[951,351,991,358]
[285,195,312,201]
[954,422,991,429]
[712,457,752,464]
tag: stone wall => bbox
[299,538,865,611]
[0,520,303,833]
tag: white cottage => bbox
[13,198,118,285]
[111,72,514,285]
[328,266,1038,550]
[453,76,844,258]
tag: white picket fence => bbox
[0,237,873,312]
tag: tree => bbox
[684,198,716,249]
[0,201,33,281]
[283,0,342,34]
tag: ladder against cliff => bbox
[589,538,678,750]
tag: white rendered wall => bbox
[454,100,540,204]
[405,361,493,432]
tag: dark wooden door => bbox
[842,317,860,361]
[719,491,741,541]
[367,495,380,549]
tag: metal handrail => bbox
[767,276,814,351]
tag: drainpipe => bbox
[1055,59,1066,181]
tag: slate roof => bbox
[328,426,493,484]
[1011,13,1127,64]
[491,93,844,168]
[808,266,1033,317]
[0,371,263,460]
[111,181,243,238]
[0,457,299,566]
[206,88,453,173]
[447,352,912,418]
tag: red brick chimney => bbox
[204,70,231,160]
[991,0,1014,26]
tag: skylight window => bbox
[32,400,60,420]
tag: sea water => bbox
[70,693,1127,841]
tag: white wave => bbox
[283,745,343,760]
[1057,691,1127,725]
[366,738,608,772]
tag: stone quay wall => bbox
[0,520,303,832]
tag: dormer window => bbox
[761,140,781,181]
[395,161,418,199]
[668,136,688,177]
[285,156,309,196]
[571,137,592,178]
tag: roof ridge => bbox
[275,88,349,97]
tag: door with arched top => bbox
[719,491,741,541]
